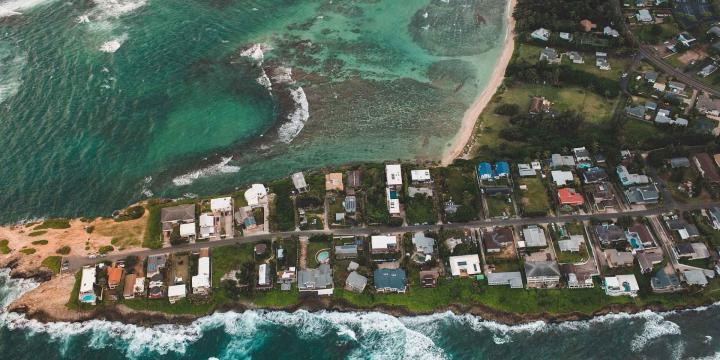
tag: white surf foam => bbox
[277,86,309,143]
[0,42,26,104]
[0,268,39,310]
[99,33,128,53]
[140,176,153,197]
[0,0,54,18]
[171,156,240,186]
[240,43,272,62]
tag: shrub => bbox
[115,206,145,222]
[85,225,95,234]
[0,239,10,254]
[28,230,47,237]
[41,256,62,274]
[31,240,48,246]
[35,219,71,230]
[494,103,520,116]
[19,248,36,255]
[56,246,71,255]
[98,245,114,254]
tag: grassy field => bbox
[96,218,144,250]
[211,244,255,286]
[41,256,62,274]
[0,239,9,254]
[34,219,71,230]
[633,23,681,44]
[485,194,515,218]
[622,119,662,149]
[518,177,551,216]
[306,238,332,268]
[405,194,436,225]
[516,43,628,82]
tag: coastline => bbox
[440,0,516,165]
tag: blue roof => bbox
[495,161,510,175]
[478,162,493,177]
[373,268,406,291]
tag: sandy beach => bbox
[441,0,517,165]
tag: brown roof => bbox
[629,223,653,245]
[694,153,720,183]
[346,170,362,188]
[161,204,196,223]
[123,274,137,297]
[199,248,209,257]
[325,173,344,192]
[107,267,123,286]
[483,227,514,250]
[580,19,596,32]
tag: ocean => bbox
[0,0,507,223]
[0,270,720,359]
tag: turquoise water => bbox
[316,250,330,263]
[0,0,507,222]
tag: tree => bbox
[169,225,186,246]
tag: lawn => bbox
[41,256,62,274]
[0,239,9,254]
[485,194,515,218]
[27,231,47,237]
[123,297,213,316]
[518,177,551,216]
[621,119,662,149]
[405,194,436,225]
[211,244,255,286]
[143,204,163,249]
[633,23,681,44]
[269,179,296,231]
[306,236,332,269]
[433,165,481,223]
[96,218,144,250]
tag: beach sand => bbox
[441,0,516,165]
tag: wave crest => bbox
[171,156,240,186]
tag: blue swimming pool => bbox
[628,235,642,249]
[316,250,330,264]
[81,294,95,303]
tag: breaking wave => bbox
[0,0,54,18]
[99,33,128,53]
[171,156,240,186]
[277,86,310,143]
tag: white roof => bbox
[616,274,640,291]
[518,164,536,177]
[80,266,96,293]
[244,184,267,206]
[199,213,214,228]
[192,275,210,290]
[180,222,196,237]
[523,226,547,247]
[292,172,307,189]
[198,256,210,276]
[134,277,145,292]
[168,284,187,298]
[371,235,398,250]
[449,255,482,276]
[210,197,232,212]
[259,263,268,285]
[388,199,400,214]
[531,161,542,170]
[411,169,431,182]
[386,164,403,186]
[551,170,574,186]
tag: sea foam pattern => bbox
[171,156,240,186]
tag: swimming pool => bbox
[81,294,96,303]
[316,250,330,264]
[628,233,643,250]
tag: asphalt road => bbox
[66,200,720,271]
[638,45,720,98]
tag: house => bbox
[518,163,536,177]
[412,232,435,254]
[346,170,361,189]
[210,197,232,213]
[78,266,97,305]
[653,82,667,92]
[651,269,682,293]
[257,263,273,290]
[625,184,660,204]
[146,254,167,277]
[410,169,432,184]
[595,224,626,246]
[160,204,195,237]
[636,9,652,22]
[616,165,649,186]
[603,26,620,37]
[524,261,561,288]
[529,96,552,114]
[580,19,596,32]
[707,26,720,39]
[374,268,407,293]
[325,173,344,192]
[198,213,215,240]
[345,271,368,293]
[683,269,709,286]
[487,272,524,288]
[698,64,718,78]
[420,270,440,288]
[674,242,710,260]
[583,167,608,184]
[644,71,658,83]
[477,162,493,180]
[558,235,584,252]
[551,170,574,186]
[559,32,572,41]
[588,182,615,210]
[335,244,358,260]
[336,197,354,218]
[625,105,646,119]
[148,272,164,299]
[482,227,514,253]
[386,187,400,215]
[522,225,547,248]
[637,249,664,273]
[604,275,640,297]
[495,161,510,178]
[298,264,334,295]
[531,28,550,41]
[605,249,635,268]
[107,266,123,289]
[596,52,610,70]
[386,164,402,187]
[695,93,720,117]
[709,207,720,229]
[292,172,308,193]
[448,254,482,277]
[678,32,697,47]
[669,157,691,168]
[693,153,720,185]
[564,51,583,64]
[123,274,137,300]
[371,235,399,254]
[573,147,591,163]
[566,270,594,289]
[550,154,576,168]
[179,222,196,240]
[629,223,656,248]
[244,184,268,207]
[539,47,560,64]
[668,81,686,94]
[558,188,584,206]
[168,284,186,304]
[192,250,211,295]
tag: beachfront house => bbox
[448,255,482,277]
[345,271,368,293]
[160,204,196,239]
[123,274,137,300]
[298,264,334,295]
[524,261,561,288]
[604,275,640,297]
[374,268,407,293]
[325,173,344,192]
[210,196,234,238]
[386,164,402,187]
[79,266,97,305]
[191,249,211,295]
[107,266,123,290]
[292,172,308,193]
[487,272,524,288]
[168,284,187,304]
[244,184,268,207]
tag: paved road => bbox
[638,46,720,97]
[66,200,720,271]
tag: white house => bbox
[244,184,268,207]
[551,170,574,186]
[292,172,308,193]
[604,275,640,297]
[371,235,399,254]
[531,28,550,41]
[386,187,400,214]
[78,266,97,305]
[179,222,196,239]
[199,213,215,239]
[168,284,187,304]
[210,197,232,213]
[449,254,482,277]
[410,169,432,183]
[636,9,652,22]
[192,255,211,295]
[386,164,403,186]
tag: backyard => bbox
[518,177,551,216]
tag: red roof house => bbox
[558,188,584,206]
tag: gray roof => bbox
[644,71,658,82]
[335,245,358,255]
[524,261,561,278]
[298,264,333,290]
[161,204,195,223]
[595,224,625,243]
[669,157,690,168]
[558,235,584,252]
[346,271,368,290]
[625,105,646,119]
[523,226,547,247]
[343,196,357,213]
[412,232,435,254]
[487,272,523,288]
[684,269,708,286]
[652,270,680,290]
[374,268,406,291]
[625,184,660,204]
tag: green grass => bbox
[98,245,114,254]
[518,177,550,216]
[485,194,515,218]
[306,240,332,268]
[405,194,436,225]
[122,297,213,316]
[211,244,255,286]
[56,246,71,255]
[622,119,662,149]
[0,239,9,254]
[679,257,713,270]
[269,179,296,231]
[41,256,62,274]
[634,23,681,44]
[19,248,36,255]
[143,205,163,249]
[34,219,71,230]
[27,230,47,237]
[31,240,48,246]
